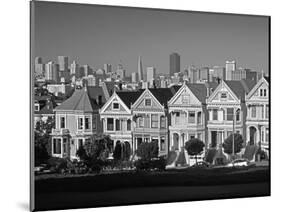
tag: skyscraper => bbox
[146,67,156,87]
[170,53,180,76]
[138,56,143,81]
[104,64,112,74]
[225,60,236,80]
[131,72,138,83]
[35,57,44,76]
[58,56,68,71]
[45,61,59,82]
[116,64,126,80]
[70,60,79,76]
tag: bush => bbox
[136,141,159,160]
[223,133,244,155]
[135,157,166,171]
[47,157,68,173]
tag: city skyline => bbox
[34,2,269,74]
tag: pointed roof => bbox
[148,88,174,108]
[116,90,144,108]
[224,80,251,99]
[54,88,93,112]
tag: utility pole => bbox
[232,108,236,159]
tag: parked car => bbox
[226,159,250,167]
[190,161,211,168]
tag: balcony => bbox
[51,128,70,135]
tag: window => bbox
[251,106,256,118]
[78,117,83,130]
[92,115,97,129]
[139,116,144,127]
[265,105,269,119]
[53,138,61,154]
[151,114,158,128]
[115,119,120,131]
[113,102,119,110]
[197,112,202,124]
[78,139,83,149]
[197,133,202,140]
[175,112,180,117]
[145,98,151,106]
[263,89,267,97]
[220,92,227,100]
[127,119,131,131]
[261,106,264,119]
[260,89,267,97]
[236,109,240,121]
[85,117,91,129]
[265,128,269,143]
[60,117,65,129]
[107,118,113,131]
[213,109,218,120]
[188,111,195,123]
[160,116,166,128]
[160,137,166,151]
[63,138,67,154]
[35,104,40,111]
[227,108,234,121]
[261,130,264,142]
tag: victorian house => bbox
[50,86,106,159]
[99,90,144,155]
[245,76,269,156]
[131,88,176,157]
[206,80,256,150]
[167,82,218,165]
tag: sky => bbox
[33,1,269,75]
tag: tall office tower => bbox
[34,57,44,76]
[231,67,246,81]
[211,66,226,81]
[116,64,126,80]
[58,56,69,71]
[131,72,138,83]
[225,60,236,80]
[70,60,79,76]
[138,56,144,81]
[80,64,92,77]
[159,75,167,88]
[146,67,156,81]
[169,53,180,76]
[188,65,199,83]
[104,64,112,74]
[45,61,59,82]
[199,67,210,82]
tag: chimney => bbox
[98,95,102,105]
[119,83,122,90]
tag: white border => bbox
[1,0,280,212]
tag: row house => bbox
[99,90,144,154]
[131,88,177,156]
[50,86,106,159]
[167,82,218,165]
[245,76,269,155]
[206,80,256,149]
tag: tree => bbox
[113,141,122,161]
[222,133,244,155]
[34,117,55,165]
[184,138,205,164]
[136,140,159,161]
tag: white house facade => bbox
[245,76,269,155]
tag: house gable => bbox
[132,89,164,112]
[100,92,131,115]
[207,81,239,104]
[246,77,269,101]
[168,84,201,107]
